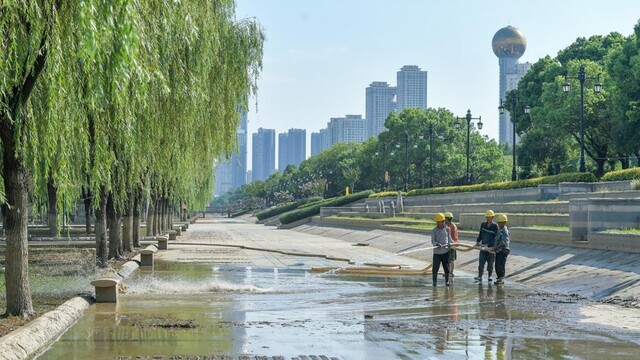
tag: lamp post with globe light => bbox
[562,64,603,173]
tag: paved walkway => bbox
[161,216,639,303]
[293,220,640,303]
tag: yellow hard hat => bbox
[497,214,508,222]
[444,211,454,219]
[434,213,446,222]
[485,210,495,217]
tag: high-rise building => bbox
[327,115,366,147]
[214,112,248,196]
[396,65,428,113]
[366,81,397,138]
[492,26,531,146]
[252,128,276,181]
[311,129,330,156]
[214,160,233,196]
[278,128,306,171]
[232,112,248,189]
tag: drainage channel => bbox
[39,261,640,359]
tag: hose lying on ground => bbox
[164,241,489,276]
[166,242,406,268]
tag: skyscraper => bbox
[492,26,531,146]
[232,112,248,189]
[366,81,397,138]
[311,129,329,156]
[396,65,428,113]
[214,112,248,196]
[252,128,276,181]
[327,115,366,146]
[278,128,306,171]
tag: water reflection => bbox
[40,263,639,359]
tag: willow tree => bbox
[132,0,264,237]
[1,0,262,318]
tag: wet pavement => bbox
[39,217,640,359]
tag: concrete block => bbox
[570,199,590,242]
[156,235,168,250]
[91,278,120,303]
[587,232,640,253]
[168,230,177,240]
[139,249,155,267]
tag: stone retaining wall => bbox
[459,213,569,229]
[570,198,640,242]
[399,202,570,216]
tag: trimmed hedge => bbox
[231,209,251,218]
[255,196,323,220]
[279,190,374,225]
[600,167,640,182]
[366,172,596,198]
[369,191,407,198]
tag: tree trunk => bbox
[83,188,93,234]
[122,191,134,252]
[47,177,58,236]
[133,189,141,248]
[95,186,109,267]
[107,193,122,259]
[162,198,168,232]
[147,196,156,236]
[154,196,160,235]
[158,197,164,232]
[169,203,174,230]
[1,136,34,317]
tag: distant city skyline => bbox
[236,0,640,170]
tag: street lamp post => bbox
[428,125,434,188]
[499,95,530,181]
[456,110,483,184]
[375,143,388,191]
[563,64,603,172]
[404,134,409,192]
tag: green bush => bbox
[255,196,323,220]
[231,209,251,218]
[279,190,374,224]
[369,191,407,198]
[406,172,596,197]
[600,167,640,182]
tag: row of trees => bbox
[215,19,640,212]
[513,20,640,178]
[213,107,510,209]
[1,1,264,317]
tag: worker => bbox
[444,211,458,278]
[492,214,511,285]
[475,210,498,282]
[431,213,452,287]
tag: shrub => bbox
[406,172,596,197]
[631,179,640,190]
[255,196,323,220]
[231,209,251,218]
[369,191,407,198]
[279,190,374,224]
[600,167,640,182]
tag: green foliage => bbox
[405,172,595,197]
[517,31,636,177]
[255,196,322,220]
[230,209,251,218]
[369,191,407,198]
[600,167,640,181]
[279,190,374,225]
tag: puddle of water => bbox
[40,261,639,359]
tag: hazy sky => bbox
[235,0,640,170]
